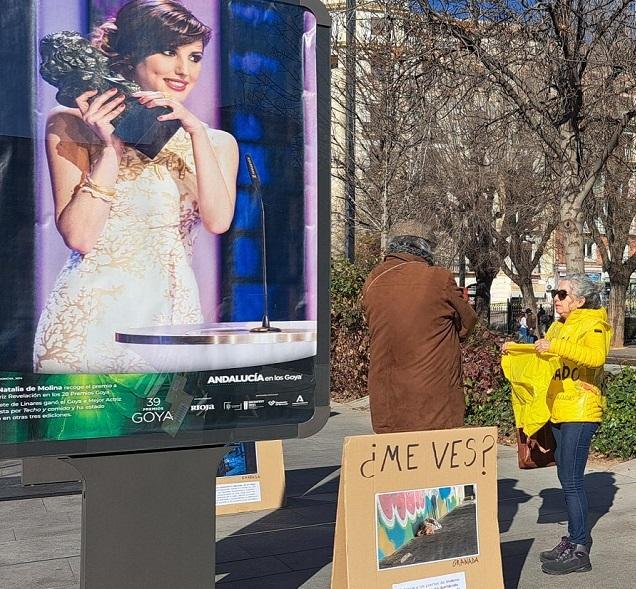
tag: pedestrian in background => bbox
[537,305,547,337]
[518,312,529,342]
[526,308,537,342]
[361,221,478,434]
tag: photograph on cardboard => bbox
[376,484,478,570]
[217,442,258,477]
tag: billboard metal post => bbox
[64,446,228,589]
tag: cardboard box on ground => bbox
[216,440,285,515]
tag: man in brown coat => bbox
[362,232,478,433]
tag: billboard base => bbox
[63,446,228,589]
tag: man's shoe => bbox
[539,537,571,563]
[541,543,592,575]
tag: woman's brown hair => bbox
[92,0,211,76]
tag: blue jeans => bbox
[551,421,599,545]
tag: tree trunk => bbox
[519,279,537,314]
[473,269,497,322]
[458,254,466,287]
[608,276,628,348]
[380,228,389,253]
[560,205,585,274]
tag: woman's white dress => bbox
[34,128,204,373]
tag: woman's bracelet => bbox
[78,174,117,203]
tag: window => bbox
[370,16,388,37]
[583,239,596,261]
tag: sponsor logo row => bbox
[130,395,310,423]
[192,395,310,414]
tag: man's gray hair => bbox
[386,235,434,263]
[566,273,603,309]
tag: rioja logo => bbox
[191,404,215,412]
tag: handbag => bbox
[516,423,556,469]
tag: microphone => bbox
[245,154,280,333]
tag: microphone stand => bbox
[245,154,280,333]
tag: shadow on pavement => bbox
[537,471,618,542]
[215,466,340,588]
[501,538,534,589]
[498,478,532,534]
[498,479,534,589]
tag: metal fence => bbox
[490,295,636,342]
[489,299,525,334]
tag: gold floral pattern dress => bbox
[34,128,205,374]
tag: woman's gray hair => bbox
[566,273,603,309]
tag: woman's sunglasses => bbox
[551,289,570,301]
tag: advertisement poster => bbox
[0,0,329,458]
[331,428,504,589]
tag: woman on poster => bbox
[34,0,238,373]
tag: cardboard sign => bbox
[331,428,503,589]
[216,440,285,515]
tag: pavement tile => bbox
[0,533,80,567]
[276,546,337,572]
[0,500,85,533]
[217,568,326,588]
[221,522,336,559]
[0,464,21,478]
[215,555,291,583]
[215,540,253,564]
[0,528,16,543]
[67,556,79,578]
[0,498,45,518]
[41,496,81,514]
[216,509,298,536]
[0,559,75,589]
[285,504,337,527]
[12,520,81,541]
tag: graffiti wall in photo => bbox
[376,485,473,561]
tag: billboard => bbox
[0,0,330,458]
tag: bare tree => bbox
[331,0,437,255]
[426,81,558,316]
[586,135,636,346]
[418,0,636,274]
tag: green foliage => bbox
[592,368,636,459]
[331,257,374,328]
[462,325,516,438]
[465,382,516,438]
[330,258,373,401]
[462,325,508,398]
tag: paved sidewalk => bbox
[606,345,636,367]
[0,403,635,588]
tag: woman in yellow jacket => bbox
[534,274,611,575]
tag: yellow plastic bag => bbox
[501,344,561,437]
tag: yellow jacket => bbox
[545,307,611,423]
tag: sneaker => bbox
[539,537,571,563]
[541,543,592,575]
